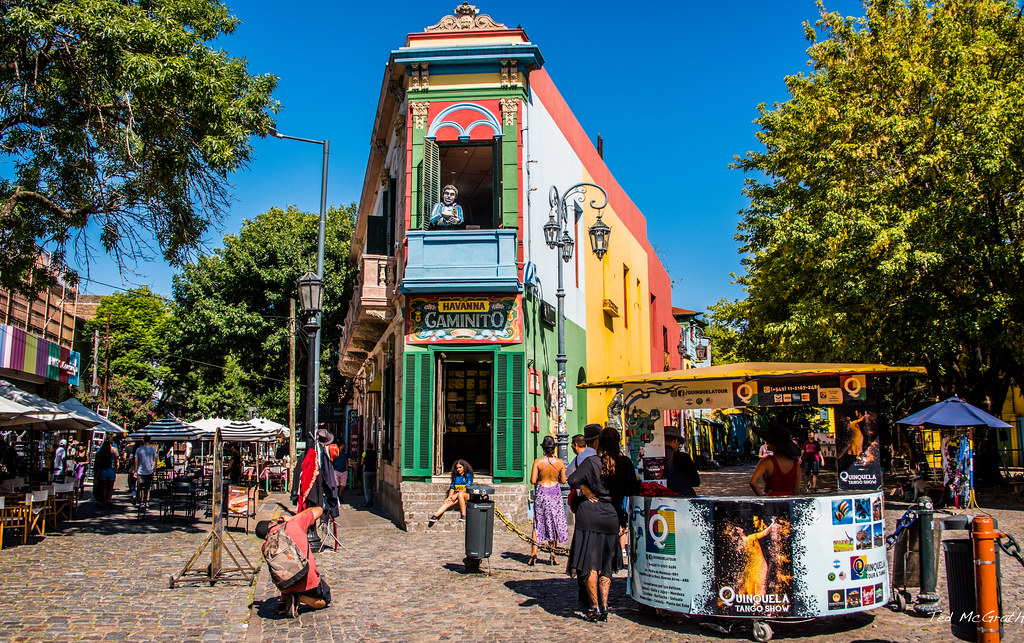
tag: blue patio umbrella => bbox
[896,397,1011,428]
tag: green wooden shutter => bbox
[402,352,432,476]
[492,137,503,228]
[493,352,524,478]
[421,138,439,230]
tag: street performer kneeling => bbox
[256,506,332,617]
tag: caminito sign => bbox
[406,295,523,344]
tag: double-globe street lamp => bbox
[270,128,329,468]
[543,183,611,462]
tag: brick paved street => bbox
[0,472,1022,641]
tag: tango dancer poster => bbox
[711,501,796,617]
[835,408,883,491]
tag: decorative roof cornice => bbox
[425,3,506,32]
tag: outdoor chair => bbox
[268,466,287,492]
[52,480,76,522]
[225,485,257,533]
[27,490,47,537]
[38,484,57,527]
[0,478,25,495]
[0,496,28,548]
[161,480,197,524]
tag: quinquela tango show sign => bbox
[628,492,888,618]
[406,296,523,344]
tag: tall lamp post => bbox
[543,183,611,462]
[271,128,329,464]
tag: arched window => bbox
[421,103,503,231]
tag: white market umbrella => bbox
[188,417,232,439]
[57,398,126,435]
[251,417,289,438]
[0,380,96,430]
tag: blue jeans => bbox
[363,471,376,505]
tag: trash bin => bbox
[943,538,976,641]
[464,484,494,572]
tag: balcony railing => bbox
[402,229,520,294]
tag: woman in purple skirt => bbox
[528,435,569,566]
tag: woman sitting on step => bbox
[428,460,474,526]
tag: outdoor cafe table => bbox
[242,466,270,491]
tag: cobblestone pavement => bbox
[1,471,1023,642]
[0,476,261,642]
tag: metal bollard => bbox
[914,496,942,615]
[971,516,1004,643]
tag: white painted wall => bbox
[522,90,588,330]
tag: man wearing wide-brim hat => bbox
[663,426,700,497]
[749,422,802,496]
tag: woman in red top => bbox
[749,423,802,497]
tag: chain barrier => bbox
[885,507,918,550]
[493,506,569,556]
[998,531,1024,568]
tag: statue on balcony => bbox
[430,184,464,228]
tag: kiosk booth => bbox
[580,362,925,642]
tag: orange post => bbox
[971,516,1004,643]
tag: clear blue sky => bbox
[75,0,865,314]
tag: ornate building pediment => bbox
[425,3,507,32]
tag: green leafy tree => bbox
[0,0,279,295]
[83,286,171,431]
[727,0,1024,411]
[165,204,355,421]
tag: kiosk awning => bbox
[579,362,926,389]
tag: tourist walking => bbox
[566,426,638,621]
[361,443,377,508]
[134,436,158,509]
[528,436,569,565]
[93,437,118,507]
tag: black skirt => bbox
[566,500,621,578]
[566,527,621,578]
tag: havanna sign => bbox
[406,295,523,344]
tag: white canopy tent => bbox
[57,398,126,435]
[251,417,289,439]
[0,381,97,430]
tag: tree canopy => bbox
[164,204,355,421]
[721,0,1024,411]
[82,286,171,431]
[0,0,278,295]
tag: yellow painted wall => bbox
[580,169,652,424]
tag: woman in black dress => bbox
[566,426,638,621]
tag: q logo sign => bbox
[733,381,758,406]
[841,374,866,401]
[646,506,676,555]
[851,555,867,580]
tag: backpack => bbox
[261,524,310,590]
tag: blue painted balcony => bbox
[402,229,520,293]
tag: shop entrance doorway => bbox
[435,351,493,475]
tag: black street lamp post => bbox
[271,128,329,458]
[543,183,610,462]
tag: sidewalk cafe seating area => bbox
[0,475,83,547]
